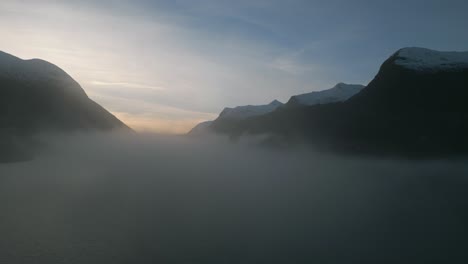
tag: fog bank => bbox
[0,133,467,263]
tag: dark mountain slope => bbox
[212,48,468,157]
[286,83,364,106]
[0,51,130,162]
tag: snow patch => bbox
[219,100,284,120]
[0,50,86,96]
[289,83,365,106]
[395,47,468,72]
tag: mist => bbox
[0,133,467,263]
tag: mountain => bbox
[208,83,364,135]
[0,51,130,162]
[287,83,364,106]
[188,121,214,135]
[393,47,468,72]
[188,100,283,135]
[211,47,468,157]
[0,51,129,132]
[218,100,284,120]
[190,83,365,135]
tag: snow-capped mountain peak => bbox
[0,51,86,96]
[218,100,284,120]
[394,47,468,72]
[287,83,365,106]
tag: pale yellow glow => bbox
[0,1,323,134]
[91,81,165,91]
[114,112,215,135]
[0,1,222,134]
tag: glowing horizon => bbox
[1,0,467,133]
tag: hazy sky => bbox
[1,0,467,133]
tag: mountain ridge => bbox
[218,99,284,120]
[0,50,131,163]
[286,83,365,106]
[189,83,365,135]
[208,47,468,157]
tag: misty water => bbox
[0,133,467,263]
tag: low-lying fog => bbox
[0,133,467,264]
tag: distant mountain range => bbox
[189,83,364,135]
[0,51,129,162]
[287,83,364,106]
[191,47,468,157]
[2,47,467,159]
[189,99,285,135]
[219,99,284,120]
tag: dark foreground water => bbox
[0,134,467,264]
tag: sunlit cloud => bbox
[113,112,214,134]
[269,57,318,75]
[88,91,217,134]
[0,0,344,134]
[2,0,467,133]
[91,81,165,91]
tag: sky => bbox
[1,0,467,133]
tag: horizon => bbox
[1,0,468,133]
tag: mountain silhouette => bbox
[0,51,130,162]
[191,83,365,135]
[210,47,468,157]
[287,83,364,106]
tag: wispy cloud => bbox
[91,81,165,91]
[88,91,217,134]
[0,0,358,133]
[269,54,318,75]
[3,0,467,133]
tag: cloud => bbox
[0,0,340,134]
[87,91,217,133]
[3,0,467,133]
[90,81,166,91]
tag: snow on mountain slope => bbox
[394,47,468,72]
[287,83,365,106]
[188,100,283,134]
[190,84,363,134]
[0,51,86,96]
[0,50,130,133]
[218,100,284,120]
